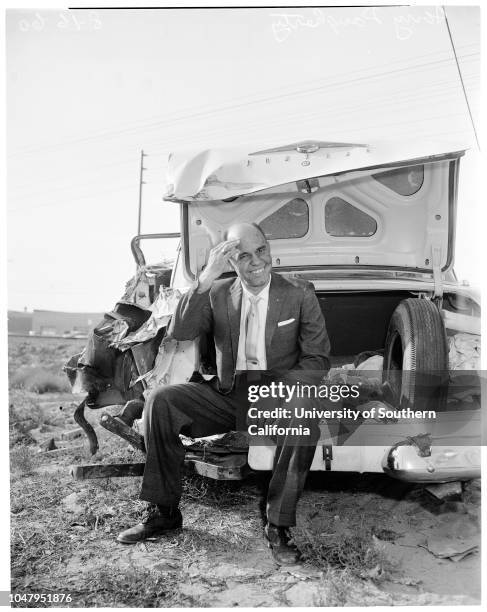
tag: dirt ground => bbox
[9,336,481,607]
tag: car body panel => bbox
[249,443,481,483]
[248,406,482,481]
[166,144,465,281]
[164,140,464,202]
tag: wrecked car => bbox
[66,139,482,497]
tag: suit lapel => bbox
[265,273,284,353]
[227,279,242,366]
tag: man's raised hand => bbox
[197,239,240,293]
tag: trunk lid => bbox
[164,140,465,279]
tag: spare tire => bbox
[383,298,448,411]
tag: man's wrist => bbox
[195,276,213,294]
[197,268,219,293]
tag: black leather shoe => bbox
[264,523,301,565]
[117,505,182,544]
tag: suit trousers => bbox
[140,375,320,526]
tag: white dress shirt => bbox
[236,279,270,370]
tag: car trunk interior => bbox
[315,290,416,366]
[198,285,478,372]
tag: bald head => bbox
[225,222,267,243]
[225,222,272,294]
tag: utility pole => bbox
[137,149,147,234]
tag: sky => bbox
[5,3,481,313]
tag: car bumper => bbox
[382,442,481,483]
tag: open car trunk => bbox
[314,288,479,362]
[316,290,414,362]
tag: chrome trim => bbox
[131,232,180,267]
[382,442,481,483]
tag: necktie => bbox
[245,296,261,370]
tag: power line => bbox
[105,52,478,152]
[9,77,476,205]
[7,54,478,207]
[8,163,139,200]
[7,183,138,213]
[9,115,473,216]
[10,71,477,200]
[8,155,138,185]
[113,67,478,157]
[8,47,479,159]
[136,92,476,157]
[442,6,479,149]
[11,69,477,188]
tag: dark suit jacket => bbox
[169,272,331,392]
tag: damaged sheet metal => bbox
[130,333,166,379]
[64,266,179,408]
[112,287,188,351]
[64,293,157,405]
[180,431,250,455]
[98,318,129,344]
[448,333,481,370]
[140,337,198,392]
[120,268,153,310]
[78,304,150,375]
[120,261,173,309]
[164,140,465,202]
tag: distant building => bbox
[28,310,104,337]
[7,310,33,335]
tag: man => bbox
[117,223,331,564]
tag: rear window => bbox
[372,165,424,195]
[260,198,309,239]
[324,197,377,237]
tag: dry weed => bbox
[295,522,396,580]
[10,367,70,394]
[182,471,258,507]
[10,445,35,475]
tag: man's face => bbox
[229,229,272,292]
